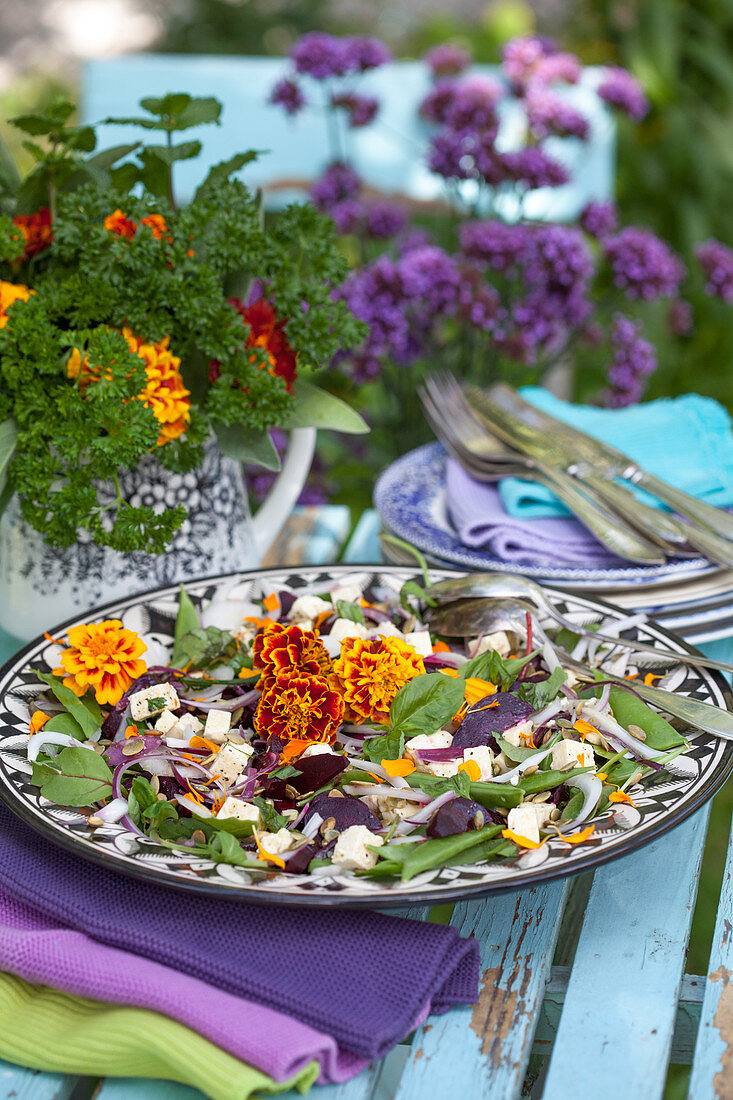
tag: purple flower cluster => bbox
[604,315,657,406]
[443,76,502,132]
[605,227,685,300]
[695,239,733,303]
[331,92,379,128]
[459,220,528,274]
[597,67,649,121]
[525,86,589,141]
[269,78,306,116]
[667,298,694,337]
[419,79,459,124]
[423,43,472,78]
[502,148,569,190]
[579,201,617,239]
[290,33,390,79]
[337,245,461,377]
[310,162,361,210]
[501,37,581,88]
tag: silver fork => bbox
[419,381,668,564]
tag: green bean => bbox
[608,686,682,750]
[399,825,503,882]
[468,781,524,809]
[518,766,592,794]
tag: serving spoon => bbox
[426,595,733,740]
[424,572,733,678]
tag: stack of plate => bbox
[374,444,733,647]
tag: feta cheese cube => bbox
[330,584,363,604]
[403,631,433,658]
[551,740,595,771]
[332,825,384,871]
[507,804,541,845]
[503,720,534,748]
[216,797,261,824]
[463,745,494,780]
[528,801,554,830]
[129,683,180,722]
[427,760,462,778]
[178,713,203,737]
[288,595,333,623]
[215,741,254,786]
[468,631,511,659]
[258,828,293,856]
[301,743,336,759]
[405,730,453,770]
[154,710,179,735]
[203,708,231,744]
[329,618,369,645]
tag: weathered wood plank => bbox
[0,1062,80,1100]
[94,1083,203,1100]
[340,511,381,564]
[688,805,733,1099]
[261,505,350,568]
[543,808,710,1100]
[394,880,569,1100]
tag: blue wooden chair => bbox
[81,55,614,218]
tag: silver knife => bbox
[468,383,733,570]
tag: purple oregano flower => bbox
[290,32,351,79]
[580,201,617,239]
[444,76,502,132]
[525,86,589,141]
[423,43,472,78]
[597,66,649,121]
[604,315,657,406]
[419,79,459,124]
[310,162,362,211]
[269,78,306,116]
[502,147,569,189]
[605,227,685,300]
[695,239,733,303]
[331,92,379,128]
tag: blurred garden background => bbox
[2,2,732,1094]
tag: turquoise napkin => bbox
[499,389,733,518]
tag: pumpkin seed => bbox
[473,810,485,829]
[533,791,551,803]
[191,830,207,845]
[320,816,336,836]
[550,808,561,821]
[628,724,647,742]
[87,815,104,827]
[327,789,344,798]
[524,764,539,776]
[122,738,144,756]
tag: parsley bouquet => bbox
[0,94,367,554]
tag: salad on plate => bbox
[24,574,697,884]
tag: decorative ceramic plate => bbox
[375,443,718,588]
[0,565,731,908]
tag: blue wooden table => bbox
[0,505,732,1100]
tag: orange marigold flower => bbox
[253,622,331,691]
[208,297,298,392]
[104,209,137,239]
[140,214,169,240]
[56,619,147,705]
[122,328,191,445]
[13,207,52,258]
[0,280,33,329]
[333,636,425,724]
[254,671,344,744]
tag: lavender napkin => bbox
[445,458,623,567]
[0,804,478,1063]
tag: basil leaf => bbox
[252,796,288,832]
[42,713,86,739]
[363,727,404,763]
[144,696,166,712]
[399,580,436,610]
[389,673,464,741]
[518,667,567,710]
[34,746,113,806]
[459,649,539,688]
[172,584,200,666]
[130,776,158,813]
[35,672,103,738]
[335,600,365,625]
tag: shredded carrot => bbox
[365,772,384,784]
[501,828,544,850]
[609,790,635,806]
[558,824,595,845]
[254,832,286,869]
[189,736,221,754]
[458,759,481,782]
[243,615,275,630]
[625,671,639,680]
[262,592,280,612]
[212,795,225,814]
[380,757,415,777]
[29,711,49,734]
[644,672,662,686]
[312,610,333,631]
[185,781,204,805]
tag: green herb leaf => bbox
[42,713,86,740]
[389,673,465,741]
[0,419,18,510]
[145,696,166,712]
[518,667,567,710]
[35,673,103,739]
[459,649,539,688]
[335,600,365,625]
[173,585,200,666]
[213,423,281,470]
[362,727,404,764]
[32,746,113,806]
[280,379,368,434]
[173,626,238,670]
[399,580,436,611]
[252,797,289,832]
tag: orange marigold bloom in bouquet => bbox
[333,636,425,724]
[55,619,147,705]
[122,328,191,445]
[253,622,331,691]
[104,208,137,239]
[254,671,344,744]
[0,280,33,329]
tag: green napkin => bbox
[0,971,319,1100]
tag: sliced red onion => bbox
[530,698,565,728]
[342,783,431,802]
[111,752,176,801]
[423,651,467,670]
[301,812,323,840]
[415,746,465,762]
[581,705,697,779]
[93,797,129,824]
[27,731,93,762]
[541,640,562,675]
[561,774,603,828]
[487,743,556,785]
[289,800,311,831]
[184,690,259,714]
[394,790,457,834]
[174,793,213,818]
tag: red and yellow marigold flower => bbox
[333,636,425,724]
[13,207,52,258]
[140,214,169,240]
[0,281,33,329]
[123,328,191,445]
[253,622,331,691]
[104,209,137,239]
[209,297,298,392]
[54,619,147,705]
[254,671,344,744]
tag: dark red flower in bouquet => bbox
[13,207,53,258]
[230,296,298,391]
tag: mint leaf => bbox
[399,580,435,611]
[35,672,103,738]
[389,673,464,741]
[519,667,567,710]
[252,797,288,832]
[335,600,365,625]
[173,626,238,670]
[33,746,113,806]
[172,584,200,666]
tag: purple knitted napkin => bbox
[0,804,478,1062]
[445,458,622,567]
[0,887,366,1084]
